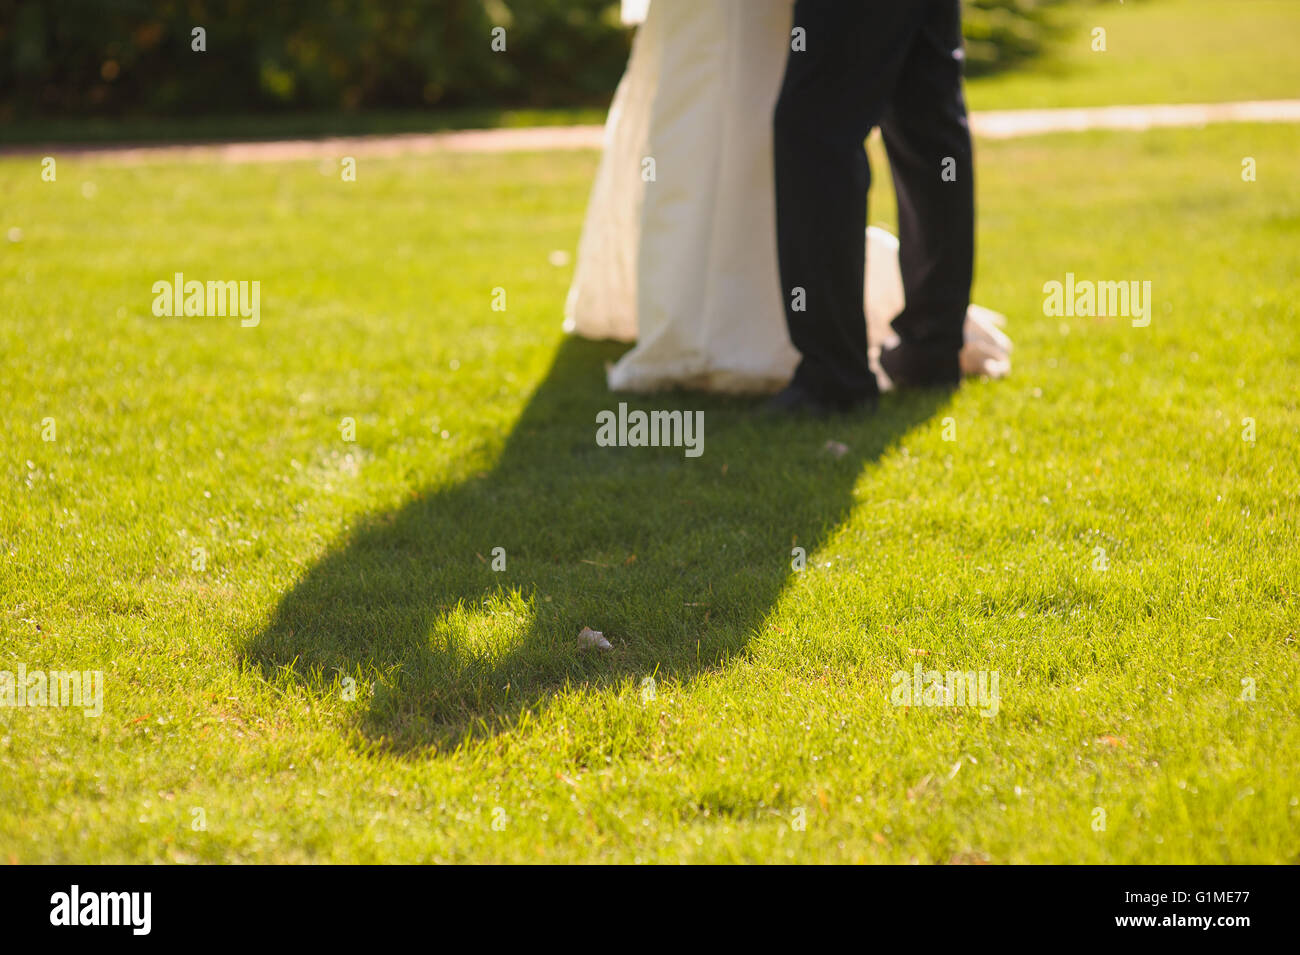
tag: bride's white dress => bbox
[564,0,1010,393]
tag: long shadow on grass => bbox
[246,337,950,753]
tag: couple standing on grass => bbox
[565,0,1011,413]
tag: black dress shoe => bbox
[879,342,961,390]
[763,384,877,417]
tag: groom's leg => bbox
[879,0,975,383]
[774,1,925,405]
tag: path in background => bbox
[4,99,1299,164]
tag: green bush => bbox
[963,0,1067,76]
[0,0,630,119]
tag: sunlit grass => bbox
[966,0,1300,110]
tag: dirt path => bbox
[5,99,1298,165]
[973,98,1300,138]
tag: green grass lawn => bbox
[2,111,1298,862]
[966,0,1300,111]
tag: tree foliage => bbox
[0,0,1102,120]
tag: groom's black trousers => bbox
[775,0,975,402]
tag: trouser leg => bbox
[880,0,975,377]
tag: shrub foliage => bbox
[0,0,1096,120]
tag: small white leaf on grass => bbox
[578,626,611,651]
